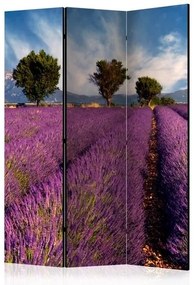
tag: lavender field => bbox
[67,108,127,266]
[169,104,188,120]
[154,106,188,267]
[5,105,188,269]
[67,106,188,269]
[5,107,63,266]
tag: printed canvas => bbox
[66,5,189,269]
[5,8,64,266]
[5,4,189,270]
[126,5,189,270]
[65,8,127,267]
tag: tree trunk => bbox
[106,98,112,107]
[148,99,153,109]
[37,100,40,107]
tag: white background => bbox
[0,0,193,284]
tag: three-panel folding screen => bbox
[5,5,189,269]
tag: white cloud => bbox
[127,32,187,94]
[159,32,182,53]
[160,32,180,45]
[5,37,32,63]
[30,15,63,89]
[67,13,126,95]
[5,14,63,89]
[68,29,187,96]
[6,15,187,96]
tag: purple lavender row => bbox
[67,107,152,266]
[5,107,62,206]
[127,107,153,265]
[154,106,188,268]
[5,107,63,266]
[67,107,133,163]
[169,104,188,120]
[67,121,126,266]
[5,107,62,144]
[5,170,63,267]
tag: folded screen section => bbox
[65,8,127,267]
[4,4,189,270]
[127,5,189,270]
[4,8,64,267]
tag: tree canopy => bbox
[89,59,130,106]
[13,50,60,106]
[135,76,162,106]
[160,96,175,105]
[149,95,175,108]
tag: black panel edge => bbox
[187,3,190,271]
[64,7,68,268]
[62,7,65,268]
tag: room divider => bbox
[5,5,189,270]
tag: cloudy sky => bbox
[67,5,188,95]
[67,8,126,95]
[5,5,188,96]
[5,8,63,88]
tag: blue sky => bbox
[5,5,188,95]
[127,5,188,94]
[5,8,63,88]
[67,8,126,95]
[67,5,188,95]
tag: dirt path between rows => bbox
[143,114,181,269]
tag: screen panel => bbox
[127,4,189,270]
[4,4,189,270]
[66,7,127,267]
[4,8,64,267]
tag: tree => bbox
[148,96,175,109]
[160,96,175,105]
[150,96,162,106]
[135,76,162,106]
[13,50,60,106]
[89,59,130,106]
